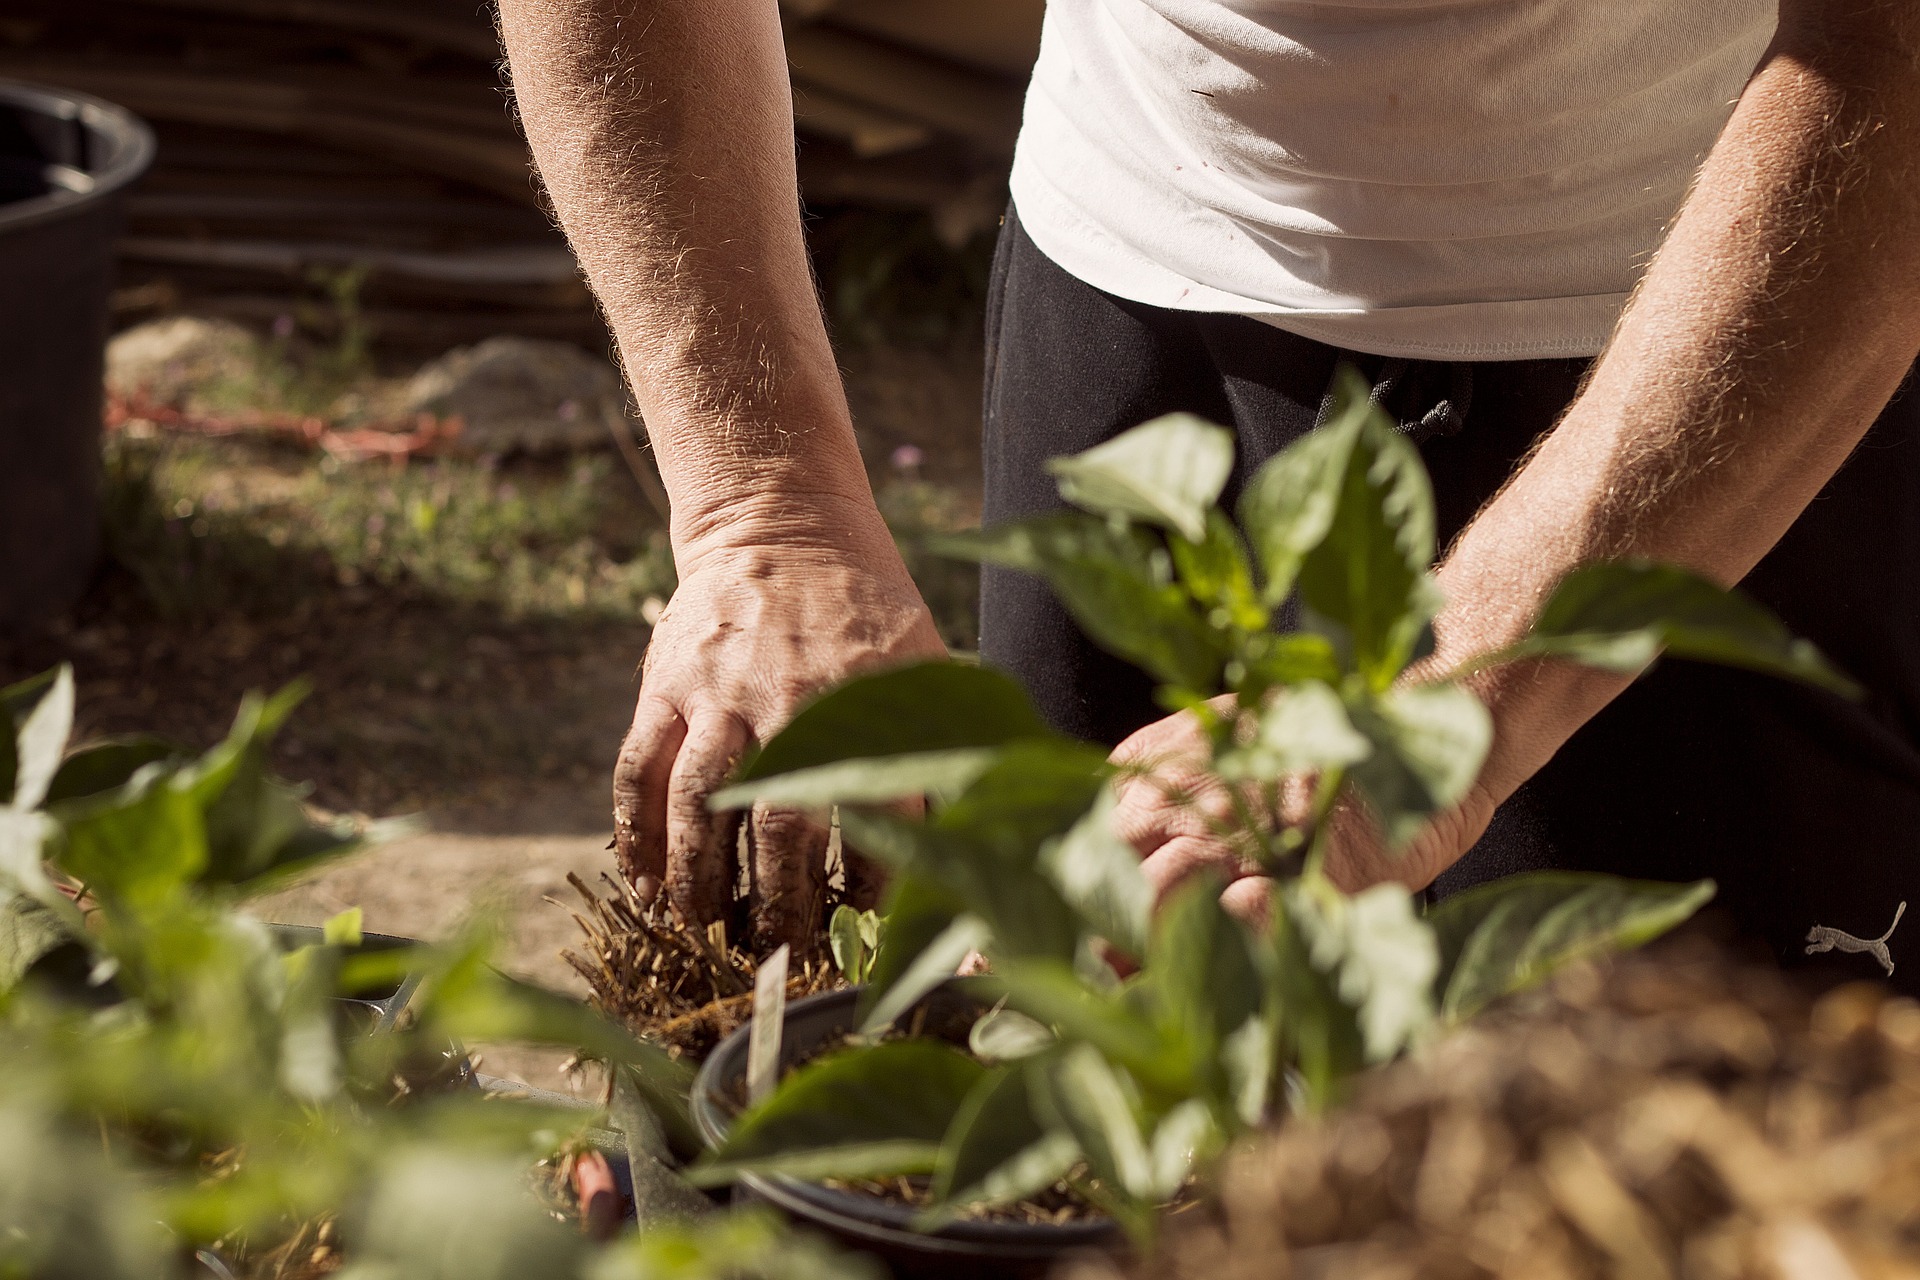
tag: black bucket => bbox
[0,80,154,628]
[692,982,1123,1280]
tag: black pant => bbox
[980,207,1920,990]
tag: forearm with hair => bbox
[1433,2,1920,809]
[496,0,876,552]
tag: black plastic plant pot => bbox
[692,981,1123,1280]
[267,923,424,1032]
[0,79,154,628]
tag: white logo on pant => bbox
[1805,900,1906,977]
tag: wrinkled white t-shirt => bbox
[1009,1,1778,359]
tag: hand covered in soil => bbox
[1110,699,1497,924]
[614,526,946,947]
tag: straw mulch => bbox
[1078,936,1920,1280]
[558,872,841,1062]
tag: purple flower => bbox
[891,444,926,472]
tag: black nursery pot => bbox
[0,80,154,628]
[692,981,1123,1280]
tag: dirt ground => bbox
[2,336,985,1093]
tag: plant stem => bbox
[1301,767,1346,882]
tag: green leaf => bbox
[1239,632,1344,694]
[55,769,209,903]
[828,905,869,983]
[1216,681,1372,783]
[926,1063,1078,1221]
[0,669,59,807]
[1497,561,1860,698]
[1294,375,1440,686]
[323,907,364,947]
[348,1151,583,1280]
[1288,880,1437,1063]
[932,741,1112,847]
[992,960,1181,1092]
[969,1004,1056,1063]
[859,913,991,1033]
[1170,509,1267,631]
[858,873,965,1024]
[43,737,180,806]
[713,748,1001,812]
[703,1040,987,1181]
[1238,397,1365,606]
[8,665,74,812]
[1429,872,1716,1022]
[1270,884,1365,1110]
[1046,413,1235,543]
[936,515,1224,691]
[0,890,86,997]
[1038,786,1153,959]
[1347,683,1491,849]
[734,662,1056,785]
[1148,877,1266,1067]
[1037,1044,1153,1201]
[608,1066,715,1225]
[1147,1099,1219,1200]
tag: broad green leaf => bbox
[0,669,60,808]
[348,1150,583,1280]
[859,913,991,1033]
[1046,414,1234,543]
[688,1141,945,1187]
[926,1063,1078,1219]
[992,960,1180,1092]
[55,770,208,903]
[323,907,364,947]
[858,872,965,1024]
[703,1040,987,1180]
[968,1005,1055,1062]
[1221,1015,1277,1127]
[1037,786,1153,959]
[1289,880,1436,1062]
[609,1066,714,1224]
[1347,683,1491,849]
[1496,561,1859,698]
[43,737,179,806]
[734,662,1055,784]
[1429,872,1715,1022]
[1170,510,1267,631]
[1037,1045,1153,1201]
[1148,878,1266,1067]
[0,891,85,997]
[828,905,868,983]
[1238,397,1365,605]
[1295,378,1440,686]
[1147,1099,1219,1200]
[1270,883,1365,1109]
[0,810,83,940]
[713,748,1000,812]
[1216,681,1372,783]
[841,811,1081,964]
[936,515,1224,691]
[1238,632,1344,695]
[9,665,74,812]
[590,1208,882,1280]
[931,740,1112,845]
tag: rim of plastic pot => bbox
[691,981,1122,1260]
[267,923,424,1032]
[0,78,156,235]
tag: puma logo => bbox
[1805,901,1906,977]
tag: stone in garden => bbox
[404,336,632,456]
[105,316,264,409]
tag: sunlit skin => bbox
[498,0,1920,930]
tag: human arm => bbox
[495,1,945,941]
[1120,0,1920,907]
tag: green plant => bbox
[0,668,872,1279]
[699,370,1855,1240]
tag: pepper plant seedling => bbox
[701,368,1855,1242]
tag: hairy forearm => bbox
[496,0,876,554]
[1437,4,1920,808]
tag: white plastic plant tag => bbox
[746,943,790,1105]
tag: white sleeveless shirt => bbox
[1008,1,1778,359]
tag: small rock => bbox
[404,337,632,456]
[106,316,264,408]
